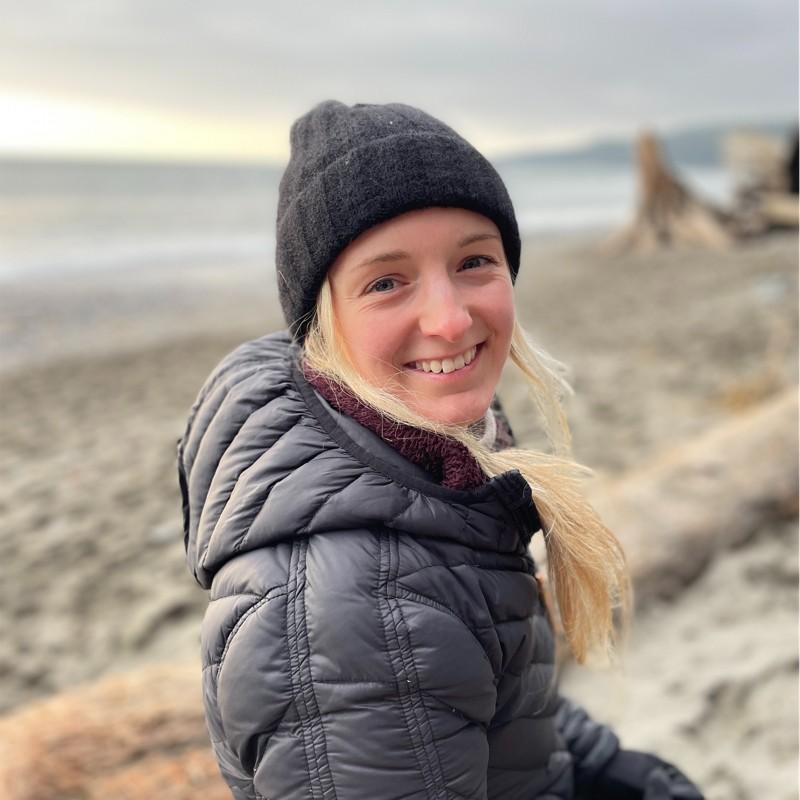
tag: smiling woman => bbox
[177,100,704,800]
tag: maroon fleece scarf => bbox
[304,365,489,490]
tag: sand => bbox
[0,231,797,799]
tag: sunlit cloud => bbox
[0,89,288,162]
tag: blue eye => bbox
[462,255,496,270]
[367,277,396,293]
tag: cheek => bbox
[486,284,516,347]
[343,315,401,378]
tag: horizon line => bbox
[0,114,793,168]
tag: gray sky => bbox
[1,0,796,160]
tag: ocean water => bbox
[0,156,733,281]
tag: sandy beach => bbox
[0,231,797,799]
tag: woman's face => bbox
[327,207,515,425]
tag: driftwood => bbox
[757,191,800,227]
[724,131,795,195]
[732,187,799,234]
[724,130,799,234]
[588,388,798,609]
[605,132,734,254]
[0,663,229,800]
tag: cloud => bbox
[0,0,796,158]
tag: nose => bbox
[417,276,472,342]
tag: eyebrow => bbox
[354,232,501,270]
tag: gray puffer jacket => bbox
[178,331,620,800]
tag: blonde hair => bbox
[303,279,631,663]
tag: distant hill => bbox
[496,120,796,169]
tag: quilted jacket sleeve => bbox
[201,537,496,800]
[556,696,704,799]
[555,695,620,794]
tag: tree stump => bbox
[605,132,734,254]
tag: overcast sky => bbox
[1,0,796,161]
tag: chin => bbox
[415,395,491,427]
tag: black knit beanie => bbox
[276,100,521,339]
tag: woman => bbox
[178,100,702,799]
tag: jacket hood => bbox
[178,330,540,590]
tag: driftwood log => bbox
[605,132,734,254]
[588,387,798,609]
[0,663,230,800]
[721,129,798,234]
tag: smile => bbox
[407,344,479,374]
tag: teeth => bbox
[414,345,478,374]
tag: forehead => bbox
[329,207,501,277]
